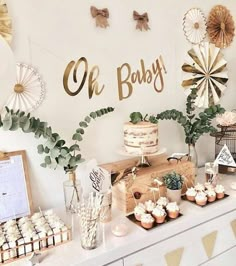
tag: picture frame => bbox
[0,150,33,222]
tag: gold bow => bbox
[90,6,109,28]
[133,11,150,31]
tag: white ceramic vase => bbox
[166,188,182,204]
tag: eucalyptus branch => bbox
[129,88,225,145]
[0,106,114,173]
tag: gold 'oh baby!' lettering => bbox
[63,57,104,98]
[117,56,167,100]
[63,56,167,100]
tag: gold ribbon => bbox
[90,6,109,28]
[133,11,150,31]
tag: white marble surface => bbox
[8,168,236,266]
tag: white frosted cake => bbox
[124,121,158,154]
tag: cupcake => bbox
[134,205,146,221]
[156,197,169,208]
[166,202,180,218]
[206,190,216,202]
[195,192,207,206]
[215,184,225,199]
[194,183,205,192]
[140,214,154,229]
[152,206,166,223]
[145,200,155,213]
[186,187,197,201]
[205,182,214,191]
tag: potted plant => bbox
[162,171,184,203]
[0,106,114,212]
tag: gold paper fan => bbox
[182,42,228,108]
[183,8,207,44]
[0,0,12,44]
[207,5,235,48]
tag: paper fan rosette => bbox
[182,42,228,108]
[183,8,207,44]
[4,63,46,112]
[0,0,12,44]
[207,5,235,48]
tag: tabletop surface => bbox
[8,168,236,266]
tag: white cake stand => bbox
[118,147,167,167]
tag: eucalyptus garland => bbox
[0,107,114,173]
[130,88,225,145]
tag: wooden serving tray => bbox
[181,194,229,208]
[126,213,183,231]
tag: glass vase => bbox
[188,143,198,176]
[63,171,81,213]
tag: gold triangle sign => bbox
[202,231,218,258]
[230,219,236,238]
[165,247,184,266]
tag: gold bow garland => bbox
[133,11,150,31]
[90,6,109,28]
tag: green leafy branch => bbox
[156,88,225,144]
[0,106,114,173]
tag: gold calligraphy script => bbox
[117,56,167,100]
[63,57,104,98]
[63,56,167,100]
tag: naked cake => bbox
[124,121,158,154]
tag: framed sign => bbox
[0,150,33,222]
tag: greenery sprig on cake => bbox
[0,107,114,173]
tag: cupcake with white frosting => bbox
[145,200,155,213]
[186,187,197,201]
[205,182,214,191]
[206,190,216,202]
[140,214,154,229]
[195,192,207,206]
[152,206,166,223]
[134,205,146,221]
[215,184,225,199]
[166,202,180,218]
[156,197,169,208]
[194,183,205,192]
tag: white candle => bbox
[111,223,129,237]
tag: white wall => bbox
[1,0,236,210]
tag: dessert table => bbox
[9,168,236,266]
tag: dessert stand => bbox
[118,147,167,167]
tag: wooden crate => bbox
[102,155,195,214]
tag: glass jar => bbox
[63,171,81,213]
[205,162,218,187]
[100,189,112,223]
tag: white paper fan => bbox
[4,63,46,112]
[182,42,228,108]
[183,8,207,44]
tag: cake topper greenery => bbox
[0,106,114,173]
[129,88,225,145]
